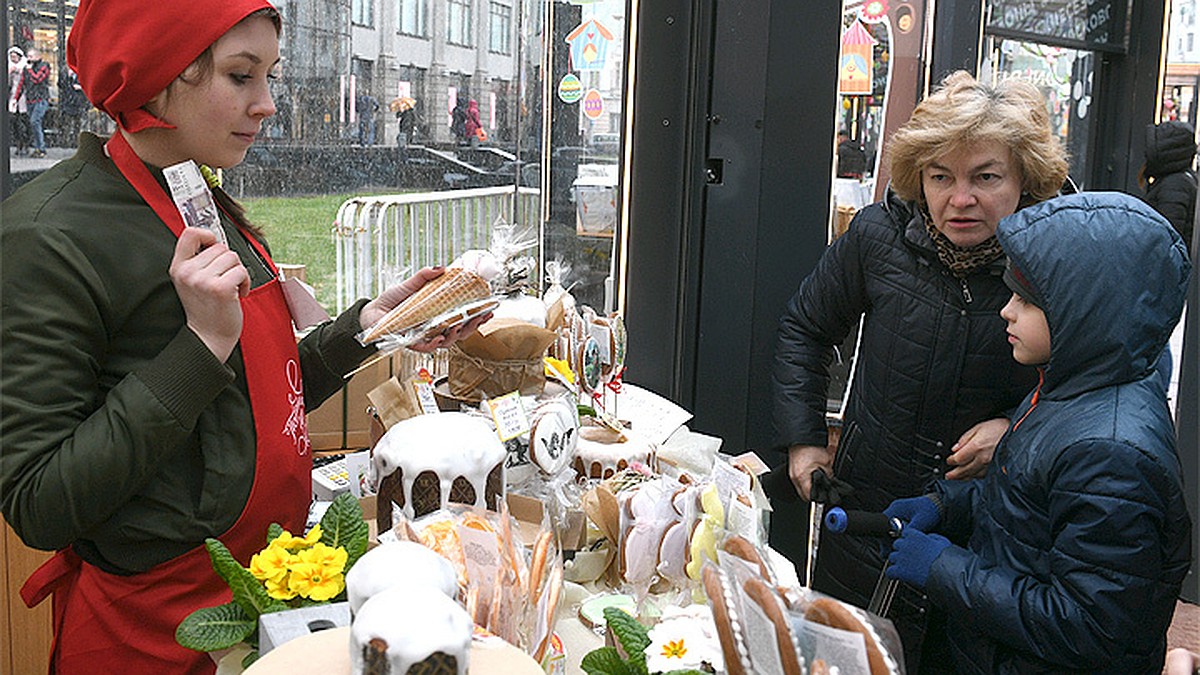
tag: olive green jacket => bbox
[1,133,372,574]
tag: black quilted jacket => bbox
[771,190,1038,670]
[1143,121,1196,254]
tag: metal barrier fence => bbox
[332,186,541,314]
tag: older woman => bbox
[772,71,1068,672]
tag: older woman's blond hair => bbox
[887,71,1069,205]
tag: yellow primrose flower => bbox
[265,574,298,601]
[297,543,348,574]
[287,561,345,602]
[271,524,323,551]
[248,544,292,584]
[544,357,576,384]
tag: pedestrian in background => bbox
[356,92,378,145]
[836,128,867,179]
[18,47,51,157]
[450,95,469,145]
[57,67,91,147]
[7,46,30,155]
[1141,120,1197,256]
[464,98,482,148]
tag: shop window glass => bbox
[353,0,375,27]
[9,0,628,324]
[447,0,472,46]
[823,0,931,413]
[979,37,1092,187]
[398,0,428,36]
[489,2,512,55]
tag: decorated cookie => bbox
[528,397,579,475]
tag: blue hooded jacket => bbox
[929,192,1193,674]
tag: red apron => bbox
[20,132,312,674]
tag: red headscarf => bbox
[67,0,276,133]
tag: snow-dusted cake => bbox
[373,412,506,531]
[572,423,656,480]
[345,541,459,616]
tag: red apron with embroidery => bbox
[20,132,311,674]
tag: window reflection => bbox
[980,37,1092,186]
[830,1,893,243]
[8,0,628,315]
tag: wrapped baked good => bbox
[358,267,496,346]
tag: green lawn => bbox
[243,192,391,312]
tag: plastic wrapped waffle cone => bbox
[361,268,492,343]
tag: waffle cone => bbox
[362,268,491,342]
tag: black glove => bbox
[810,468,854,507]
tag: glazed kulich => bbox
[572,422,656,480]
[350,586,472,675]
[373,412,505,532]
[344,541,459,616]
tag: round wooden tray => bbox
[244,627,543,674]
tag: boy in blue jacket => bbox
[882,192,1193,674]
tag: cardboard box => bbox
[307,355,395,451]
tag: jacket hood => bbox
[1144,121,1197,178]
[997,192,1191,398]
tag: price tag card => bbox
[488,391,531,442]
[412,380,440,414]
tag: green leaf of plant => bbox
[267,522,284,544]
[605,606,651,659]
[580,646,632,675]
[320,493,369,569]
[241,648,261,669]
[175,602,255,652]
[628,651,650,675]
[205,538,287,618]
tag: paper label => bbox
[457,523,500,613]
[162,159,226,245]
[613,383,693,445]
[412,380,440,414]
[726,496,761,543]
[800,618,871,675]
[488,391,531,441]
[742,592,787,675]
[732,451,771,475]
[712,459,753,506]
[344,450,372,497]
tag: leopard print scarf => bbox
[923,211,1005,277]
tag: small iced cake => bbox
[373,412,506,531]
[572,423,656,480]
[350,586,472,675]
[345,541,460,616]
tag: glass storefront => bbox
[7,0,628,317]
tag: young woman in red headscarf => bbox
[0,2,485,671]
